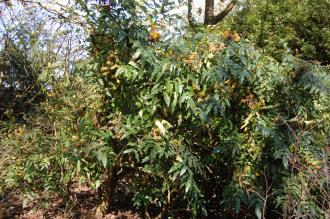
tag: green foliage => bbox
[0,59,112,198]
[2,27,329,219]
[0,40,44,120]
[85,27,329,217]
[230,0,330,64]
[0,1,329,218]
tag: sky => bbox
[0,0,235,79]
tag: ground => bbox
[0,181,255,219]
[0,184,141,219]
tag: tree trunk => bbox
[257,0,269,48]
[98,137,121,214]
[188,0,194,27]
[204,0,215,25]
[99,164,120,214]
[204,0,239,25]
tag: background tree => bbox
[0,39,43,120]
[228,0,330,64]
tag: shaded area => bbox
[0,180,261,219]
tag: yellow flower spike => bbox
[149,25,161,42]
[72,135,78,141]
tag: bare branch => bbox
[213,0,238,24]
[204,0,239,25]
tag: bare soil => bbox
[0,183,256,219]
[0,185,142,219]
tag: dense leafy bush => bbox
[2,28,329,218]
[0,1,329,218]
[0,40,44,120]
[230,0,330,64]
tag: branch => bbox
[187,0,196,27]
[21,0,92,29]
[213,0,238,25]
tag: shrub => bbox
[1,28,329,218]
